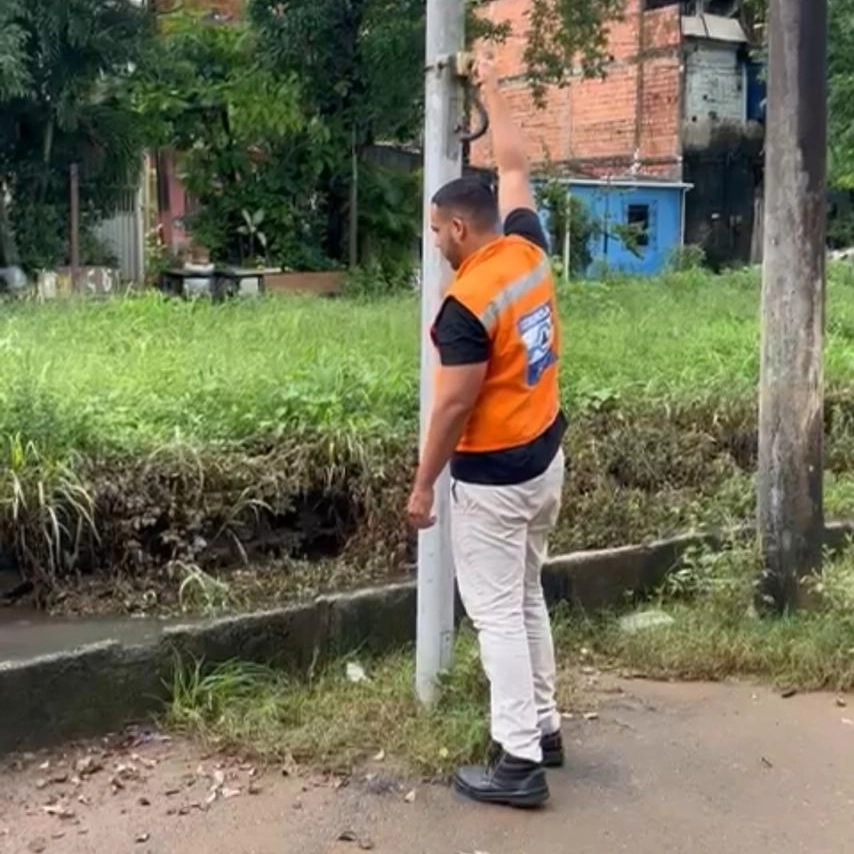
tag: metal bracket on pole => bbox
[452,51,490,144]
[425,52,490,145]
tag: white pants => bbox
[451,449,565,764]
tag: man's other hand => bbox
[407,484,436,530]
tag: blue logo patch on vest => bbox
[518,302,556,386]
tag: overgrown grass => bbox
[576,541,854,691]
[167,624,584,778]
[4,265,854,602]
[167,544,854,777]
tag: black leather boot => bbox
[454,747,549,808]
[541,730,565,768]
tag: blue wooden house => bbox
[538,176,693,278]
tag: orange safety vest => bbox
[438,234,561,454]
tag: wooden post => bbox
[348,128,359,270]
[70,163,80,289]
[757,0,827,612]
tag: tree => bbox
[0,0,154,271]
[133,10,328,267]
[524,0,628,106]
[249,0,427,261]
[247,0,626,262]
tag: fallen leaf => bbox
[135,832,150,844]
[222,787,241,799]
[346,662,368,683]
[75,757,103,777]
[372,749,385,762]
[780,688,797,699]
[338,830,358,842]
[50,831,65,840]
[761,756,773,769]
[43,804,75,820]
[404,789,416,803]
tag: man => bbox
[407,54,566,808]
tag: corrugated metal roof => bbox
[682,13,748,44]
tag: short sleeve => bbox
[433,297,489,365]
[504,208,549,253]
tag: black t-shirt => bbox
[433,208,567,486]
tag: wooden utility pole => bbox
[757,0,827,612]
[415,0,464,705]
[70,163,81,289]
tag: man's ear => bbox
[451,216,467,241]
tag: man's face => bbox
[430,204,467,271]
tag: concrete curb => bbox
[2,523,852,755]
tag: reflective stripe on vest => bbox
[478,255,551,330]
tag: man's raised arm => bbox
[475,54,535,219]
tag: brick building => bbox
[471,0,684,180]
[472,0,766,269]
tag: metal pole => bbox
[757,0,827,612]
[415,0,464,705]
[70,163,80,289]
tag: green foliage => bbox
[535,177,597,277]
[357,164,422,267]
[5,268,854,601]
[343,258,417,300]
[0,0,154,271]
[524,0,627,108]
[0,0,29,102]
[133,12,330,268]
[739,0,854,193]
[667,244,707,272]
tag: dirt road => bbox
[2,680,853,854]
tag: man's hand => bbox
[407,483,436,530]
[473,52,499,92]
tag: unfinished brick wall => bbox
[470,0,683,179]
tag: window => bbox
[627,204,651,248]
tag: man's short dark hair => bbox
[432,176,499,231]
